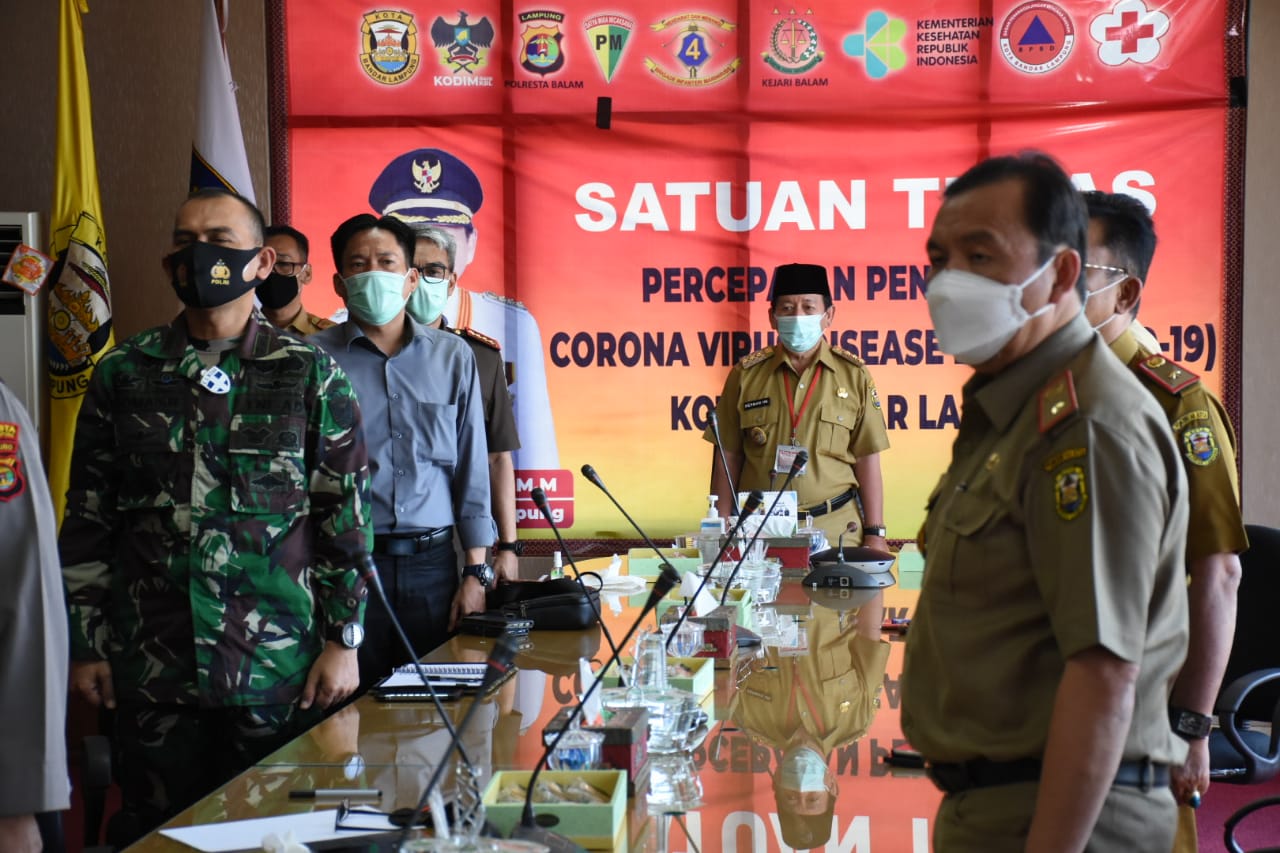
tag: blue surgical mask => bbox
[344,270,410,326]
[775,313,826,354]
[779,747,829,792]
[405,276,449,326]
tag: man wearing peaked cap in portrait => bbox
[706,262,890,548]
[370,147,559,473]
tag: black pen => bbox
[289,788,381,799]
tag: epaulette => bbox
[481,291,529,312]
[454,325,501,351]
[311,315,336,330]
[1136,354,1198,396]
[740,346,773,370]
[1038,370,1079,434]
[830,347,864,367]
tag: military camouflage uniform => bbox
[60,311,371,833]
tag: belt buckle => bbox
[1137,757,1154,792]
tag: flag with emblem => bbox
[49,0,115,526]
[191,0,255,200]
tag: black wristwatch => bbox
[463,562,496,588]
[864,524,888,538]
[495,540,524,556]
[1169,706,1212,740]
[328,621,365,650]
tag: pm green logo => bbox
[842,10,906,79]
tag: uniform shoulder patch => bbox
[311,315,336,331]
[455,326,501,351]
[740,346,774,370]
[1053,466,1087,521]
[830,347,864,366]
[1136,355,1199,396]
[0,420,25,502]
[1038,370,1079,434]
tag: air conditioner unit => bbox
[0,212,46,437]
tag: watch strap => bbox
[1169,706,1212,740]
[864,525,887,538]
[495,540,523,555]
[463,562,494,586]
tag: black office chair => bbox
[1223,795,1280,852]
[1210,524,1280,784]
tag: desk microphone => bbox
[397,629,522,849]
[718,449,808,606]
[664,489,763,652]
[511,566,681,853]
[707,410,740,517]
[530,487,624,672]
[580,464,673,573]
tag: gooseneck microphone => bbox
[580,464,674,574]
[664,489,764,651]
[530,487,624,673]
[397,629,522,849]
[511,566,682,853]
[718,449,808,605]
[707,410,740,517]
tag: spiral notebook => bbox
[376,662,487,690]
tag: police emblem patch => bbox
[0,421,24,503]
[1054,465,1087,520]
[645,13,741,86]
[360,10,422,86]
[1182,426,1219,466]
[209,259,231,287]
[519,10,566,76]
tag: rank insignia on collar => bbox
[1138,354,1198,395]
[1054,466,1087,521]
[1182,426,1220,466]
[1038,370,1079,434]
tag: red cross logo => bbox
[1105,10,1155,54]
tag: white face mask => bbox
[925,255,1058,365]
[779,747,830,792]
[1083,275,1125,331]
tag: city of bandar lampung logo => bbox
[360,10,421,85]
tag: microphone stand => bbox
[718,451,808,606]
[530,487,624,676]
[580,464,675,574]
[707,410,740,517]
[663,490,763,652]
[510,566,681,853]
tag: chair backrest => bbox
[1225,524,1280,721]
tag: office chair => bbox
[1223,795,1280,853]
[1210,524,1280,784]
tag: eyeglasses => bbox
[334,799,397,832]
[1084,262,1129,276]
[415,263,451,279]
[272,260,306,276]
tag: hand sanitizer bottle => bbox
[698,495,726,566]
[551,550,564,579]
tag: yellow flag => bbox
[49,0,114,525]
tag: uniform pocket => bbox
[228,413,307,515]
[817,404,858,461]
[114,404,183,510]
[415,401,459,465]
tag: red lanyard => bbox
[783,364,822,444]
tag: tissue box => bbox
[733,535,810,570]
[896,544,923,590]
[627,548,702,578]
[603,656,715,700]
[542,706,649,795]
[690,605,736,660]
[655,587,753,630]
[483,770,627,849]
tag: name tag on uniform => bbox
[774,444,809,477]
[198,365,232,395]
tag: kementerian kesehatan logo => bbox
[842,10,907,79]
[763,8,823,74]
[360,10,421,85]
[430,11,496,76]
[519,10,566,76]
[585,13,634,82]
[1090,0,1169,66]
[645,13,740,86]
[999,1,1075,74]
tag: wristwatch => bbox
[463,562,496,588]
[1169,707,1212,740]
[495,540,524,556]
[864,525,888,538]
[328,621,364,650]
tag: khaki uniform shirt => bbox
[902,316,1189,767]
[286,308,335,338]
[707,340,890,543]
[1111,328,1248,561]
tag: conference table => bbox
[126,556,940,852]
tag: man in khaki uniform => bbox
[706,263,890,547]
[1082,191,1248,850]
[258,224,335,337]
[901,153,1190,852]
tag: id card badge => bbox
[774,444,809,476]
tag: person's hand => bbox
[449,576,488,630]
[309,704,361,756]
[0,814,41,853]
[70,660,115,709]
[492,549,520,583]
[300,643,359,710]
[1171,737,1210,806]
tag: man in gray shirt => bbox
[311,213,493,690]
[0,380,70,852]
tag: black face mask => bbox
[166,242,263,309]
[257,271,301,309]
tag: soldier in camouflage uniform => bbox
[60,189,372,841]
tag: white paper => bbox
[680,570,702,598]
[693,586,720,617]
[159,808,396,852]
[580,657,603,724]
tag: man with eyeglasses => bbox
[1082,191,1247,851]
[409,225,521,583]
[259,224,335,336]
